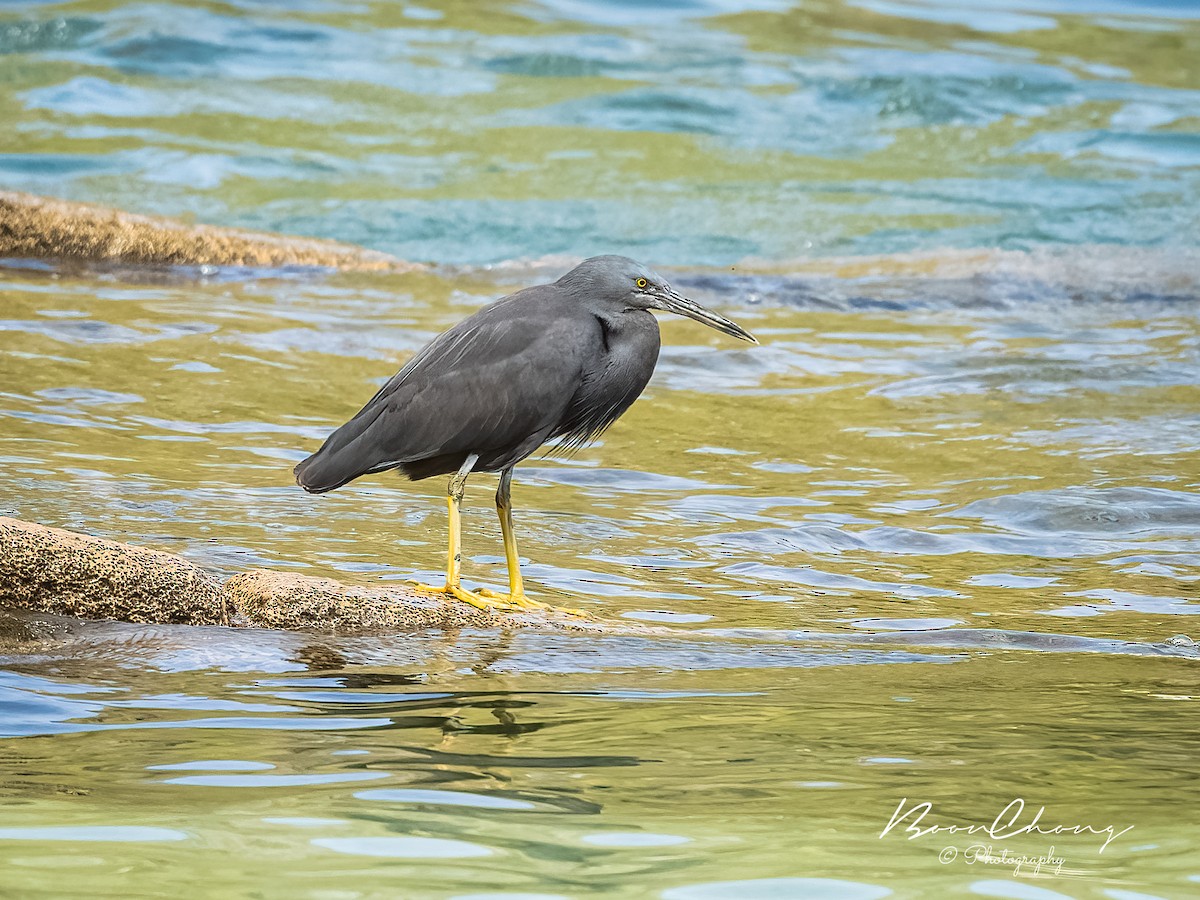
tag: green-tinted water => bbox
[2,0,1199,898]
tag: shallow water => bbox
[2,0,1200,898]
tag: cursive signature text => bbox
[879,798,1133,853]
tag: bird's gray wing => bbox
[296,292,599,489]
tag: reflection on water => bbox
[0,622,1197,895]
[3,0,1200,896]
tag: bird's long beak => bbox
[652,288,758,344]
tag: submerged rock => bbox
[0,191,419,271]
[0,517,231,626]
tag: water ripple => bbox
[312,836,493,859]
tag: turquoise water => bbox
[2,1,1200,898]
[1,0,1198,264]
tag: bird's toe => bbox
[407,580,510,611]
[448,584,519,613]
[407,579,452,596]
[406,581,585,616]
[479,588,587,617]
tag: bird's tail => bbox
[294,394,400,493]
[294,448,362,494]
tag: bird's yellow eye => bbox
[635,278,648,289]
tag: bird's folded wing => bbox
[315,301,599,475]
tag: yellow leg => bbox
[445,488,464,588]
[408,454,513,613]
[478,468,586,616]
[497,467,526,601]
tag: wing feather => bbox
[295,289,599,491]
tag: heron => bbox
[295,255,756,613]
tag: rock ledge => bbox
[0,191,419,271]
[0,517,601,633]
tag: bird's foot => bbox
[478,588,587,617]
[407,580,519,613]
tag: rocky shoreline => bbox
[0,191,421,272]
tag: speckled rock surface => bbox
[0,518,611,633]
[0,517,231,625]
[0,191,419,271]
[227,569,602,633]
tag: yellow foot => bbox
[478,588,587,617]
[407,580,517,613]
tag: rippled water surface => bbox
[2,0,1200,898]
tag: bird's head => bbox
[558,255,757,344]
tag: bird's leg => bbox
[478,468,586,616]
[443,459,471,590]
[478,468,528,604]
[497,468,526,599]
[408,454,513,612]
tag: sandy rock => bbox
[0,517,610,633]
[0,191,419,271]
[0,517,231,625]
[227,569,600,633]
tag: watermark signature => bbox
[939,843,1065,876]
[879,798,1134,875]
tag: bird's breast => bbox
[553,310,660,447]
